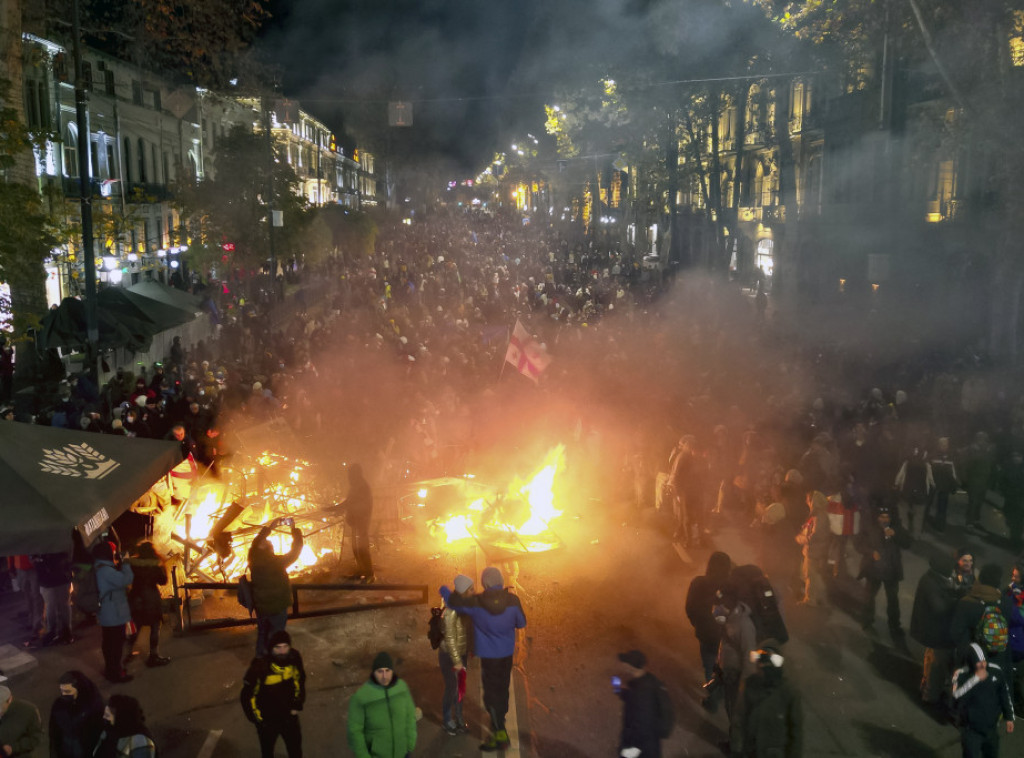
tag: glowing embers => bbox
[428,445,566,556]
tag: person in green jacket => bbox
[347,652,417,758]
[0,685,43,758]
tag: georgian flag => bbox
[504,319,551,383]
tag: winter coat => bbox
[930,453,958,494]
[909,556,958,649]
[33,552,73,589]
[127,559,167,627]
[894,449,934,503]
[445,586,526,659]
[91,730,156,758]
[741,670,803,758]
[347,675,417,758]
[48,693,104,758]
[0,698,42,757]
[718,602,758,681]
[855,521,910,582]
[94,559,133,627]
[952,643,1015,730]
[248,525,302,616]
[1007,582,1024,659]
[440,606,470,667]
[240,649,306,724]
[950,583,1015,668]
[685,552,731,644]
[618,671,665,757]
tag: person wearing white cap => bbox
[0,685,43,757]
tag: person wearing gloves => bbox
[441,566,527,751]
[952,642,1015,758]
[615,649,670,758]
[439,574,474,736]
[240,630,306,758]
[346,651,417,758]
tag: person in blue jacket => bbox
[93,541,134,683]
[441,566,526,752]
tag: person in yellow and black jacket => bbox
[240,630,306,758]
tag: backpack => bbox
[237,572,255,615]
[71,563,100,615]
[975,603,1009,654]
[655,678,675,739]
[428,606,445,650]
[732,565,789,645]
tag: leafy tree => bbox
[315,205,378,260]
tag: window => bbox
[132,80,143,105]
[82,61,93,91]
[151,143,159,183]
[162,152,170,184]
[64,123,79,178]
[123,138,132,182]
[106,143,116,179]
[90,141,99,178]
[104,69,115,96]
[24,80,39,129]
[137,138,147,182]
[1012,11,1024,67]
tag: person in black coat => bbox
[951,563,1016,674]
[49,670,104,758]
[125,542,169,667]
[856,505,912,645]
[340,463,374,582]
[952,642,1015,758]
[686,551,732,682]
[909,551,958,714]
[616,650,668,758]
[740,645,803,758]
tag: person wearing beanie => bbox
[441,567,527,751]
[616,649,672,758]
[952,642,1015,757]
[952,563,1017,673]
[347,651,418,758]
[740,645,803,758]
[241,629,306,758]
[439,574,474,735]
[247,516,304,657]
[0,684,42,758]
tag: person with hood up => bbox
[346,651,417,758]
[92,541,134,683]
[48,670,104,758]
[92,695,156,758]
[241,630,306,758]
[339,463,375,583]
[686,551,732,684]
[909,550,958,719]
[856,505,911,649]
[124,542,169,668]
[441,566,527,751]
[438,574,473,736]
[952,642,1015,758]
[740,644,803,758]
[951,563,1016,674]
[247,517,303,657]
[712,584,758,756]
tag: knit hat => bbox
[453,574,474,594]
[268,630,291,648]
[372,651,394,671]
[978,563,1002,588]
[481,566,503,590]
[617,650,646,669]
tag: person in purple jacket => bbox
[441,566,526,752]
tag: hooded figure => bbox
[442,567,527,751]
[347,651,418,758]
[951,642,1015,757]
[340,463,375,582]
[686,551,732,681]
[910,551,959,709]
[740,645,803,758]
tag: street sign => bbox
[388,101,413,127]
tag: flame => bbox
[430,445,566,552]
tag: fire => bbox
[429,445,566,553]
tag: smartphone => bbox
[281,517,295,527]
[611,676,622,693]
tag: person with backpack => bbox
[248,517,303,657]
[92,694,157,758]
[437,574,473,736]
[951,642,1015,758]
[713,583,758,756]
[951,563,1015,675]
[615,649,673,758]
[740,645,803,758]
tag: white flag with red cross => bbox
[504,319,551,383]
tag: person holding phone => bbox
[248,517,303,657]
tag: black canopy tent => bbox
[0,423,182,556]
[39,296,153,353]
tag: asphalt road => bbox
[3,491,1023,757]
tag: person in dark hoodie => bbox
[346,651,418,758]
[740,644,803,758]
[909,550,958,719]
[441,566,527,751]
[952,642,1015,758]
[124,542,169,668]
[951,563,1016,674]
[615,649,670,758]
[241,630,306,758]
[339,463,375,583]
[92,695,156,758]
[48,670,104,758]
[686,551,732,683]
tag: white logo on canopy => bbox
[38,443,121,480]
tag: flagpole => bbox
[498,325,510,380]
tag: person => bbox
[442,566,527,751]
[909,551,958,720]
[685,551,732,683]
[8,555,43,642]
[1006,564,1024,711]
[893,436,933,539]
[48,670,104,758]
[954,548,977,597]
[347,651,417,758]
[439,574,473,736]
[856,505,911,649]
[33,551,73,646]
[0,685,42,758]
[951,563,1016,674]
[248,517,303,657]
[339,463,375,582]
[92,541,134,683]
[713,584,758,755]
[952,643,1015,758]
[740,645,803,758]
[667,435,702,544]
[928,436,958,532]
[962,431,995,534]
[92,695,156,758]
[125,542,170,667]
[795,490,830,607]
[615,650,669,758]
[241,630,306,758]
